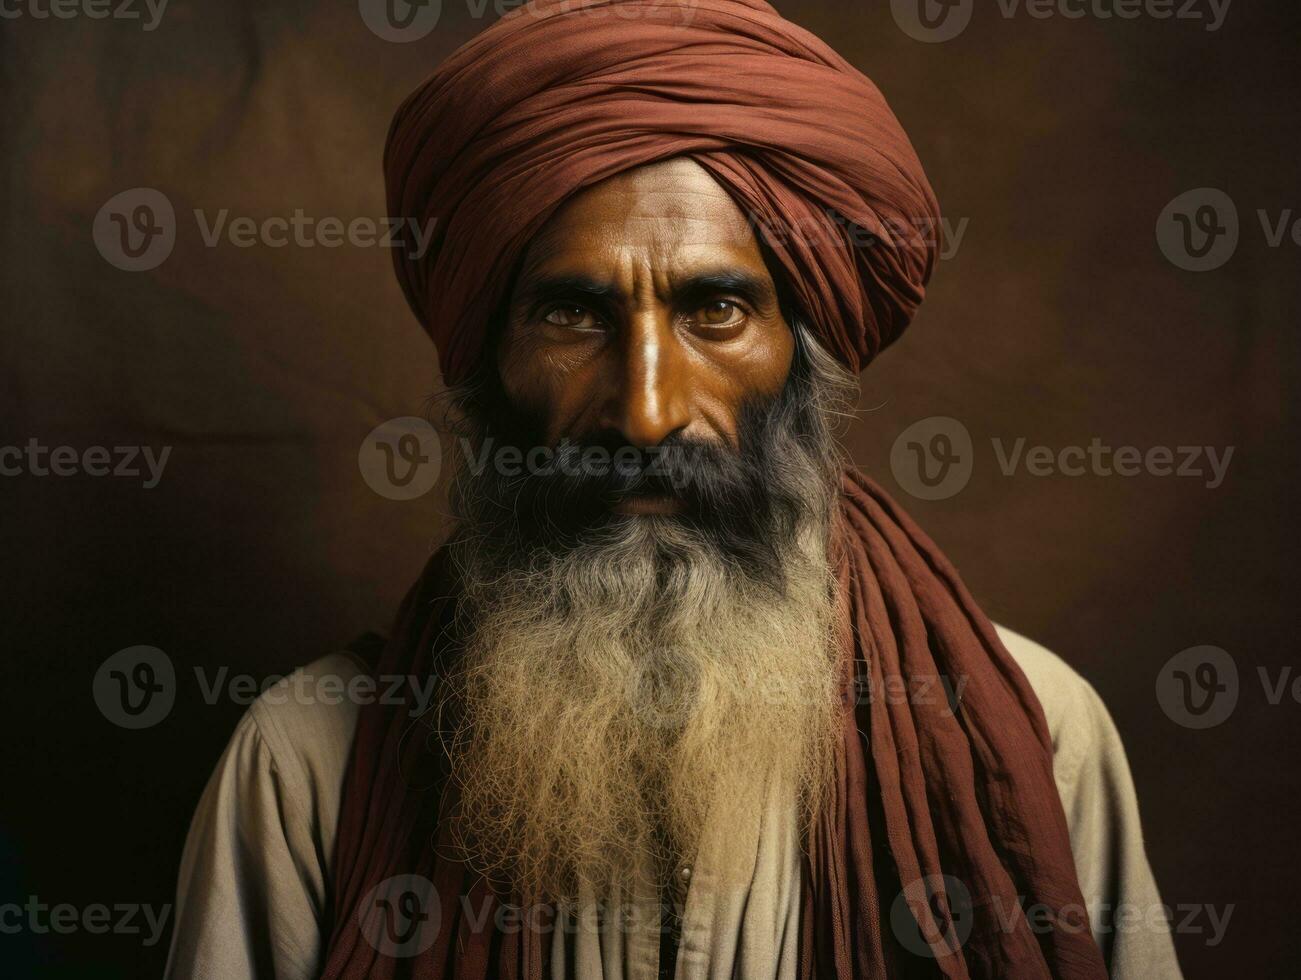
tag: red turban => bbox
[384,0,941,383]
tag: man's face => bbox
[497,158,795,515]
[448,161,845,902]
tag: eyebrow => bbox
[514,269,777,313]
[515,274,621,310]
[674,271,776,307]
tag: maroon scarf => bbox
[319,470,1106,978]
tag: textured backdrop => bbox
[2,1,1297,976]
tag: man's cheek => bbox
[503,364,596,443]
[534,380,610,448]
[688,391,746,451]
[532,396,592,448]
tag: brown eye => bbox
[696,301,744,328]
[543,305,598,330]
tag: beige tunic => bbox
[163,626,1182,979]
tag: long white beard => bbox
[439,319,857,904]
[443,513,842,904]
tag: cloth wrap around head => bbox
[385,0,941,384]
[323,2,1109,979]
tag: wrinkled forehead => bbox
[516,157,770,283]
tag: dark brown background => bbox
[2,1,1297,977]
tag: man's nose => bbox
[604,315,692,448]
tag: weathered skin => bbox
[498,159,795,515]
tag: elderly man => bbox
[165,2,1180,978]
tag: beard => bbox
[440,332,851,905]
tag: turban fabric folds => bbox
[324,2,1109,978]
[384,0,942,383]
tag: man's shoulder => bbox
[242,650,368,787]
[993,623,1117,783]
[216,650,369,874]
[167,651,373,980]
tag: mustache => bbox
[454,393,816,581]
[459,431,749,516]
